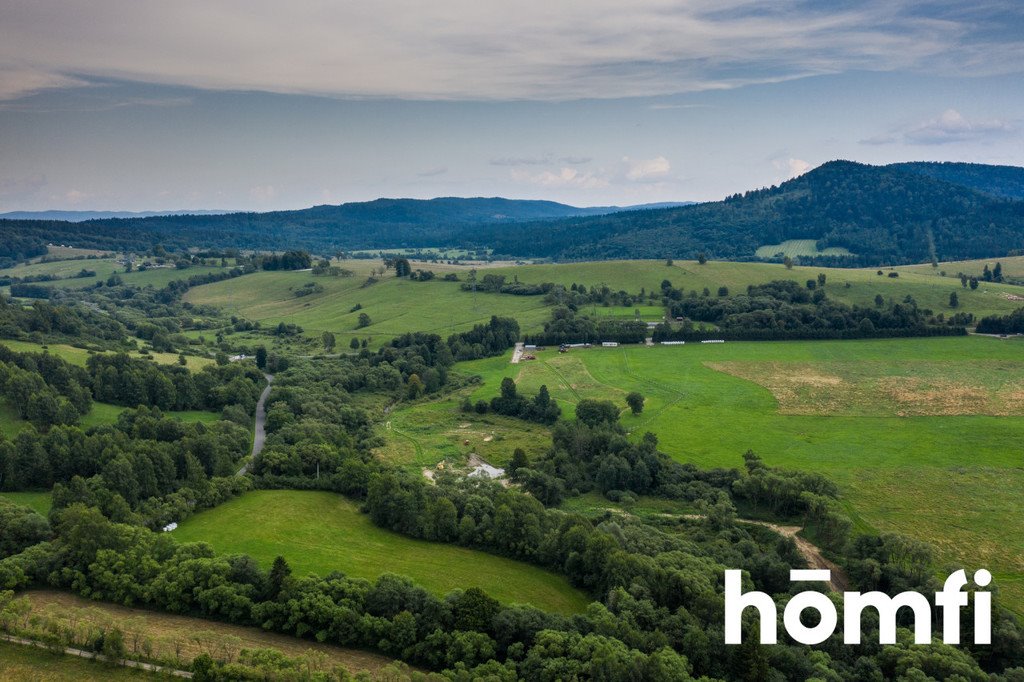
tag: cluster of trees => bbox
[522,307,648,346]
[86,353,265,413]
[0,406,250,523]
[0,345,92,429]
[976,307,1024,334]
[654,279,966,341]
[0,295,126,343]
[461,378,561,425]
[258,251,313,271]
[447,316,520,361]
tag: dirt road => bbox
[238,373,273,476]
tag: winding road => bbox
[238,373,273,476]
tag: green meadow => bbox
[484,258,1024,320]
[0,339,212,371]
[172,490,590,614]
[183,262,553,348]
[390,335,1024,613]
[0,491,53,515]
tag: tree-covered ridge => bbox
[471,161,1024,264]
[890,161,1024,200]
[3,161,1023,266]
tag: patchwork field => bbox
[172,490,589,614]
[410,336,1024,613]
[0,257,229,293]
[754,239,853,259]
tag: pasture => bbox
[172,490,590,614]
[183,263,553,348]
[0,256,229,293]
[0,339,212,371]
[434,336,1024,613]
[484,258,1024,320]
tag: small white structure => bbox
[524,344,538,350]
[601,341,619,347]
[661,341,686,345]
[162,522,178,532]
[700,339,726,344]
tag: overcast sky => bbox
[1,0,1022,211]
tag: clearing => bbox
[172,490,589,614]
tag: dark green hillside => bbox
[0,198,629,258]
[4,161,1024,266]
[889,161,1024,199]
[476,160,1024,264]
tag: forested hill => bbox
[0,197,686,260]
[472,160,1024,264]
[2,161,1023,265]
[888,161,1024,200]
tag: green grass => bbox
[483,259,1024,320]
[0,258,228,293]
[184,262,553,349]
[0,641,158,681]
[376,394,553,471]
[173,490,589,614]
[0,491,52,515]
[458,336,1024,613]
[1,398,219,437]
[77,403,220,429]
[0,340,213,371]
[755,239,853,259]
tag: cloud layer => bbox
[2,1,1022,101]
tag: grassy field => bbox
[754,239,853,259]
[376,394,552,471]
[0,641,157,681]
[183,261,553,348]
[0,258,229,293]
[434,336,1024,613]
[0,340,213,371]
[0,398,219,438]
[15,590,404,676]
[0,491,53,515]
[172,490,589,614]
[483,258,1024,320]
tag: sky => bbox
[0,0,1022,212]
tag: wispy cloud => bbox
[417,166,448,177]
[861,109,1015,145]
[1,1,1021,101]
[624,156,671,181]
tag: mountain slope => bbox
[887,161,1024,200]
[470,160,1024,264]
[2,161,1022,265]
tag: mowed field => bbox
[172,490,589,614]
[183,260,553,348]
[394,336,1024,613]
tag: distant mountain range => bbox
[0,209,232,222]
[1,161,1023,266]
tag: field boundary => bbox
[0,634,193,678]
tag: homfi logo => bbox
[725,568,991,645]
